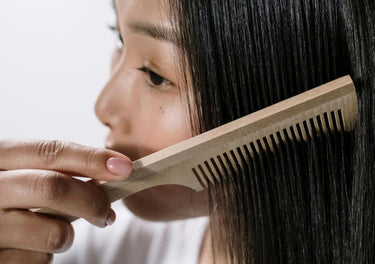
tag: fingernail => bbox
[106,157,133,177]
[106,209,116,226]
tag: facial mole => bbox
[124,122,132,134]
[159,106,165,114]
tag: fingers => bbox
[0,249,53,264]
[0,139,133,181]
[0,139,123,263]
[0,170,113,227]
[0,210,73,253]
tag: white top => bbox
[53,201,209,264]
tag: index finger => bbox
[0,139,133,180]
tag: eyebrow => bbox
[129,21,177,45]
[111,1,177,45]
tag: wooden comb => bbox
[99,75,357,203]
[33,75,357,221]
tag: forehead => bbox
[115,0,171,25]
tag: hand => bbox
[0,139,132,263]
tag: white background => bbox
[0,0,115,147]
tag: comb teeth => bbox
[96,76,357,203]
[34,77,358,222]
[192,108,347,189]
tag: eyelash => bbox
[137,67,172,88]
[108,25,172,89]
[108,25,124,48]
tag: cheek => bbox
[137,100,191,152]
[160,104,191,139]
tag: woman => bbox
[0,0,374,263]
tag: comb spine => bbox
[98,76,357,201]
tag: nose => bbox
[95,75,116,128]
[95,68,132,132]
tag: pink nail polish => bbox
[106,157,133,177]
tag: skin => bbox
[0,139,133,263]
[97,0,208,221]
[0,0,211,263]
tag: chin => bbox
[106,143,209,221]
[122,185,209,222]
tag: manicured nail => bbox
[106,209,116,226]
[106,157,133,177]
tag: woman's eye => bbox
[108,25,124,49]
[137,67,172,88]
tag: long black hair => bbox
[170,0,374,263]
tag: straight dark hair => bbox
[170,0,374,263]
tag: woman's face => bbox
[95,0,208,221]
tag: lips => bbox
[105,134,157,161]
[104,133,115,151]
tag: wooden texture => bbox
[99,75,357,202]
[35,75,357,220]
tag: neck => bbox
[198,226,229,264]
